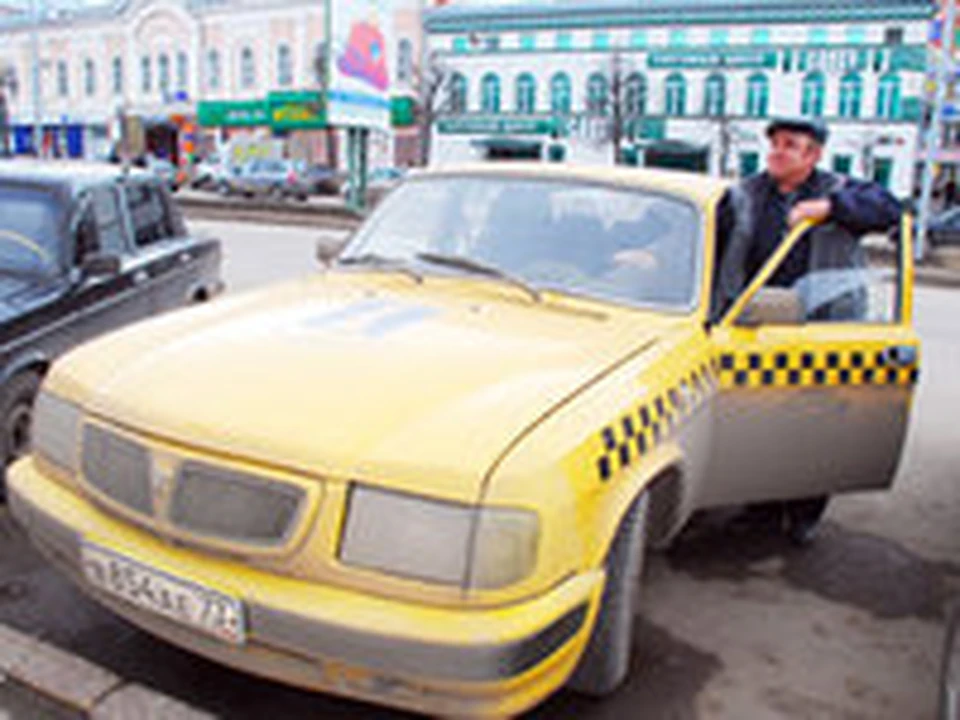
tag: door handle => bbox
[133,269,150,285]
[880,345,917,367]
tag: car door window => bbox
[91,186,127,256]
[127,182,177,247]
[72,202,101,266]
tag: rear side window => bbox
[126,182,177,246]
[0,183,62,275]
[91,186,127,255]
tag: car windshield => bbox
[344,176,702,310]
[0,184,61,275]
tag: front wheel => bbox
[0,372,41,501]
[568,492,648,696]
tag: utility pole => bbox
[30,0,44,157]
[918,0,957,261]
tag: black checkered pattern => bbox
[716,347,920,390]
[596,359,718,482]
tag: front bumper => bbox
[9,459,602,718]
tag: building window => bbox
[516,72,536,114]
[838,72,862,118]
[833,155,853,175]
[481,72,500,113]
[56,60,68,97]
[158,53,170,96]
[740,151,760,177]
[631,30,647,48]
[745,72,769,117]
[877,73,901,119]
[140,56,151,93]
[240,47,255,90]
[556,32,573,50]
[586,72,608,116]
[846,27,867,45]
[453,37,468,54]
[752,28,771,45]
[665,72,686,116]
[884,27,904,45]
[704,73,725,116]
[782,49,793,72]
[624,73,646,117]
[801,71,825,117]
[669,29,687,47]
[207,50,220,91]
[176,52,188,92]
[710,29,729,47]
[396,39,413,83]
[111,57,122,95]
[277,44,293,87]
[449,72,467,113]
[520,33,535,51]
[808,27,829,45]
[550,72,571,114]
[593,32,610,50]
[84,58,95,97]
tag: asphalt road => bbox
[0,219,957,719]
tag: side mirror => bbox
[735,287,804,327]
[315,238,346,267]
[81,253,121,279]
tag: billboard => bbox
[327,0,394,130]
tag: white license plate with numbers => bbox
[81,543,245,645]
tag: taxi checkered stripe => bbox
[596,360,718,482]
[716,348,920,390]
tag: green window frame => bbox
[450,72,468,114]
[838,72,862,119]
[453,37,468,54]
[556,32,573,50]
[739,151,760,177]
[877,73,901,120]
[801,71,825,117]
[516,72,536,114]
[520,34,536,51]
[751,28,771,45]
[587,72,609,116]
[710,29,729,47]
[808,27,829,45]
[669,29,688,47]
[630,30,648,48]
[746,72,769,117]
[481,72,500,113]
[846,27,867,45]
[873,158,893,189]
[832,155,853,175]
[593,31,610,50]
[550,72,571,115]
[665,72,686,116]
[704,73,726,117]
[625,73,647,118]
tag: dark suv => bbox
[0,161,223,494]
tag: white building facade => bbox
[425,0,935,197]
[0,0,423,167]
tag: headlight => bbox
[339,484,539,590]
[32,391,82,475]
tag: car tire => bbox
[783,495,830,546]
[568,492,648,696]
[0,371,42,501]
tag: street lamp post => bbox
[30,0,45,157]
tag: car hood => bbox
[53,273,680,501]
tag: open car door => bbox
[701,216,919,508]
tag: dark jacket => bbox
[715,169,901,318]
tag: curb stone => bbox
[0,623,213,719]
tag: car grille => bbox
[81,425,306,548]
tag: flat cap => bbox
[766,117,829,145]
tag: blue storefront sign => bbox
[13,126,34,155]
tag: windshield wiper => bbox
[337,253,423,284]
[415,252,541,303]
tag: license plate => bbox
[81,543,245,645]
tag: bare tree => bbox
[592,53,636,165]
[313,43,337,167]
[413,50,455,166]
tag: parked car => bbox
[302,164,344,196]
[9,164,918,717]
[341,166,408,206]
[928,206,960,247]
[0,160,222,495]
[220,158,309,201]
[144,155,186,192]
[191,154,236,190]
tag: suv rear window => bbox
[0,184,61,275]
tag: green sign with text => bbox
[197,100,269,128]
[437,116,556,135]
[648,49,777,69]
[268,91,326,130]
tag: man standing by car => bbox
[716,117,902,319]
[715,118,902,544]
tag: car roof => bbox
[420,163,731,207]
[0,159,151,191]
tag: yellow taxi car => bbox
[8,164,919,717]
